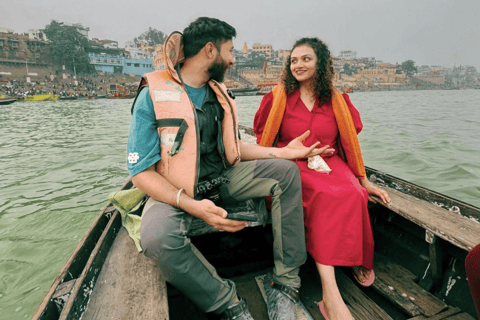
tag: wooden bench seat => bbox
[371,183,480,252]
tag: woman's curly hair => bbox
[282,37,334,105]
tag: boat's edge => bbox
[31,178,133,320]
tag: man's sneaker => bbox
[220,297,254,320]
[264,273,300,320]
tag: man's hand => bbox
[282,130,335,159]
[194,199,248,232]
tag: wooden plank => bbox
[58,211,122,320]
[32,178,132,320]
[82,227,169,320]
[52,280,76,300]
[371,185,480,252]
[443,313,477,320]
[408,306,462,319]
[365,167,480,222]
[372,255,447,317]
[429,235,444,291]
[299,261,393,320]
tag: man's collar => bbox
[204,84,217,103]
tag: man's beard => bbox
[208,57,228,82]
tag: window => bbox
[134,63,140,67]
[9,40,19,50]
[127,63,131,66]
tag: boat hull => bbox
[228,88,259,96]
[32,127,480,320]
[0,98,16,105]
[19,94,59,102]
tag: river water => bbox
[1,90,479,319]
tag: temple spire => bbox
[242,42,248,53]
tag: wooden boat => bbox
[18,94,59,102]
[0,98,16,105]
[32,126,480,320]
[229,87,260,96]
[107,91,136,99]
[59,96,77,101]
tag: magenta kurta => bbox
[254,89,374,269]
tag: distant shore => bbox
[1,73,478,98]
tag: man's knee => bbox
[274,159,301,190]
[140,208,187,267]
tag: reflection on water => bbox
[1,90,480,318]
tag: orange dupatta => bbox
[259,85,366,179]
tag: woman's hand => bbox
[283,130,335,159]
[359,178,391,204]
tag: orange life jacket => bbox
[138,32,241,197]
[259,85,366,179]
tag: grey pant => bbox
[140,159,306,314]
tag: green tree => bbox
[43,20,95,74]
[401,60,417,77]
[343,63,352,75]
[134,28,166,47]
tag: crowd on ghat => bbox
[0,73,141,98]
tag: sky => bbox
[1,0,479,69]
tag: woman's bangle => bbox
[176,188,184,208]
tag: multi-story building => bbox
[88,53,123,74]
[125,41,155,60]
[123,58,154,75]
[88,53,154,76]
[238,64,282,86]
[92,38,119,49]
[252,43,273,57]
[338,50,357,60]
[356,57,376,68]
[28,29,48,41]
[277,49,291,61]
[0,31,51,79]
[153,45,165,70]
[357,64,407,85]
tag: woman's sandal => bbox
[352,266,375,287]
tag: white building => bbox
[28,29,48,41]
[338,50,357,60]
[124,41,155,60]
[0,27,14,34]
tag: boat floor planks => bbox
[299,259,395,320]
[82,227,169,320]
[372,254,448,317]
[407,307,475,320]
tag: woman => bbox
[466,243,480,318]
[254,37,390,320]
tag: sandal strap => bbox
[268,280,300,302]
[222,298,249,319]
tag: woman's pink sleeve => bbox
[253,92,274,144]
[343,93,363,134]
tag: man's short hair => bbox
[182,17,236,59]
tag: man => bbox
[127,17,333,320]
